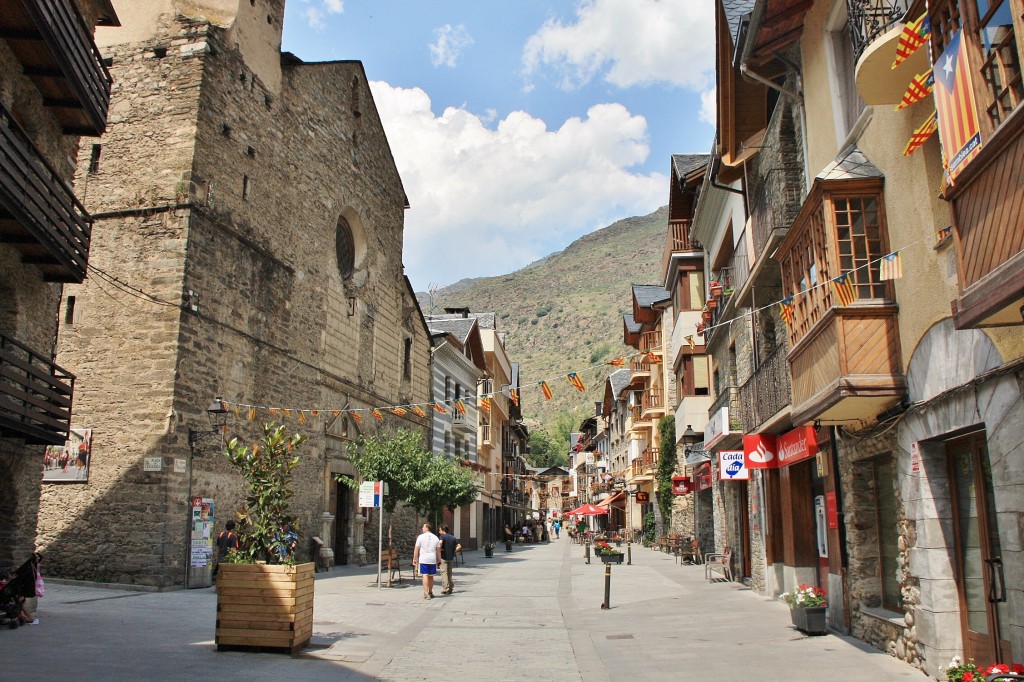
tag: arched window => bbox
[336,217,355,278]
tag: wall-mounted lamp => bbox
[188,397,228,448]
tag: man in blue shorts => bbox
[412,522,440,599]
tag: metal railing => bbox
[847,0,912,64]
[0,332,74,444]
[738,345,792,431]
[0,101,92,282]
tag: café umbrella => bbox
[567,503,608,516]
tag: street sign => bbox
[358,481,383,508]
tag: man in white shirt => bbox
[412,522,440,599]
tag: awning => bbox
[597,492,625,508]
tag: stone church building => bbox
[36,0,431,588]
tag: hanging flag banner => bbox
[508,388,519,406]
[831,273,858,307]
[933,29,982,181]
[412,405,427,418]
[566,372,586,392]
[685,335,695,349]
[607,358,626,367]
[895,69,934,110]
[371,409,384,421]
[539,381,553,400]
[879,252,904,280]
[892,14,930,70]
[351,411,363,424]
[779,295,796,327]
[903,110,938,156]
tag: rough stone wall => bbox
[38,14,430,586]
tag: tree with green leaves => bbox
[224,422,307,564]
[656,415,677,529]
[342,428,478,527]
[526,428,568,468]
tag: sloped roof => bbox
[623,314,641,335]
[428,311,497,329]
[723,0,757,43]
[608,368,632,398]
[427,317,476,345]
[672,154,710,181]
[632,284,671,309]
[817,146,884,182]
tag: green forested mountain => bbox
[418,206,668,450]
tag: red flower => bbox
[1013,664,1024,674]
[963,671,974,682]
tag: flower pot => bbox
[706,298,718,310]
[599,553,624,564]
[790,606,827,635]
[216,562,315,653]
[505,541,513,552]
[485,546,494,558]
[710,285,723,298]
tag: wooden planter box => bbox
[599,553,624,564]
[216,562,315,654]
[790,606,827,635]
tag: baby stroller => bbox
[0,553,41,628]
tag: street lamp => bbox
[185,397,229,587]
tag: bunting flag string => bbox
[935,225,952,246]
[606,358,626,367]
[895,69,934,111]
[892,14,930,70]
[904,110,938,156]
[831,273,858,306]
[213,229,945,426]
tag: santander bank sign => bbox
[744,426,818,469]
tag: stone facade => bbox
[36,4,431,587]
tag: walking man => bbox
[412,522,440,600]
[437,524,461,595]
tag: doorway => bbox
[334,478,354,565]
[947,431,1009,666]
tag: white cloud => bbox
[522,0,715,91]
[429,24,474,68]
[699,88,716,127]
[370,81,666,289]
[301,0,343,30]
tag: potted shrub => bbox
[594,540,624,564]
[706,297,718,310]
[505,538,513,551]
[781,584,828,635]
[216,423,315,654]
[942,656,1024,681]
[484,542,495,558]
[709,280,723,298]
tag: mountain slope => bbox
[419,206,668,434]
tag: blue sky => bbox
[282,1,716,291]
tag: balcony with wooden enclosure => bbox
[630,448,659,478]
[661,218,702,274]
[778,174,906,425]
[0,332,74,445]
[0,0,116,136]
[630,356,652,381]
[0,101,92,282]
[641,387,665,417]
[738,344,792,432]
[639,330,662,354]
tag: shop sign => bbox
[671,476,692,495]
[635,491,650,503]
[744,434,778,469]
[825,492,839,529]
[704,406,730,449]
[777,425,818,467]
[718,451,749,480]
[694,464,713,491]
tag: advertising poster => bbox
[190,497,215,568]
[42,428,93,482]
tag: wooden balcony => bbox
[0,101,92,282]
[641,387,665,416]
[947,105,1024,329]
[1,0,113,135]
[0,332,74,445]
[738,344,791,431]
[662,219,702,273]
[629,356,652,380]
[639,330,662,354]
[630,448,659,478]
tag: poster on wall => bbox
[42,428,93,483]
[190,497,215,568]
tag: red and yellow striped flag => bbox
[933,29,983,180]
[371,408,384,421]
[391,407,407,417]
[607,358,626,367]
[298,410,307,425]
[903,110,938,156]
[685,335,695,349]
[879,252,903,280]
[539,381,553,400]
[412,405,426,418]
[831,273,858,307]
[453,399,466,415]
[351,411,363,424]
[479,396,491,414]
[892,14,930,70]
[331,409,341,418]
[566,372,586,392]
[247,406,257,421]
[779,295,796,328]
[434,402,447,414]
[643,352,661,364]
[509,388,520,406]
[895,69,934,111]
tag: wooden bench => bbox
[704,546,732,581]
[380,548,416,587]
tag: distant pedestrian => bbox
[275,522,298,560]
[213,520,240,576]
[437,524,461,595]
[413,522,440,599]
[553,519,561,539]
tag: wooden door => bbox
[948,432,1010,665]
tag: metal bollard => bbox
[585,540,590,564]
[626,540,631,565]
[601,562,611,610]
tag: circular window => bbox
[336,217,355,278]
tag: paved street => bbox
[0,540,923,681]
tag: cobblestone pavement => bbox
[0,540,924,681]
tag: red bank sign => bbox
[744,427,818,468]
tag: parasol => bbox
[566,503,608,516]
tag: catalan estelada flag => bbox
[539,381,553,400]
[903,110,938,155]
[412,405,426,418]
[831,273,858,307]
[434,402,447,414]
[879,252,904,280]
[607,358,626,367]
[566,372,586,392]
[685,335,695,349]
[479,396,491,414]
[895,69,934,110]
[936,225,953,245]
[933,29,983,180]
[779,295,796,327]
[509,388,519,406]
[371,408,384,421]
[643,352,661,364]
[247,407,257,421]
[892,14,930,70]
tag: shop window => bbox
[858,455,902,612]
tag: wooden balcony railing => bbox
[662,219,702,273]
[630,356,652,375]
[630,405,643,423]
[642,387,664,413]
[639,330,662,353]
[1,0,113,135]
[738,345,792,431]
[0,101,92,282]
[630,448,660,477]
[0,332,74,445]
